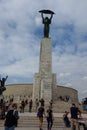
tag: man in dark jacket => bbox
[4,103,19,130]
[70,103,79,130]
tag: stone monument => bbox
[33,10,56,104]
[3,10,78,105]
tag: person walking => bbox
[70,103,79,130]
[29,99,33,112]
[46,106,54,130]
[35,98,39,111]
[37,105,45,130]
[39,98,45,107]
[4,103,19,130]
[78,110,87,130]
[63,111,70,127]
[21,100,25,113]
[49,100,53,109]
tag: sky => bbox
[0,0,87,101]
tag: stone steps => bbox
[17,101,72,113]
[0,115,86,130]
[4,95,84,113]
[18,116,65,127]
[0,116,65,128]
[17,100,83,113]
[18,122,65,128]
[0,120,4,127]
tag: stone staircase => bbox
[0,113,87,130]
[0,112,65,128]
[18,116,65,128]
[0,119,4,127]
[18,101,83,113]
[0,115,66,128]
[4,95,84,113]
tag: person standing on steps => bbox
[46,106,54,130]
[29,99,33,112]
[63,111,70,127]
[4,103,19,130]
[39,98,45,107]
[37,105,45,130]
[70,103,79,130]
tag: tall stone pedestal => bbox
[33,38,56,104]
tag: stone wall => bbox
[4,84,33,97]
[53,85,78,103]
[3,84,78,103]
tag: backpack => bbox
[13,110,19,120]
[37,107,44,117]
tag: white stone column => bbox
[33,37,56,103]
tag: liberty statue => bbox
[39,10,55,37]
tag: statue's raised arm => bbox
[50,13,53,20]
[1,75,8,87]
[41,13,44,20]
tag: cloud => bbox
[82,90,87,94]
[59,73,71,78]
[64,83,72,87]
[83,76,87,80]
